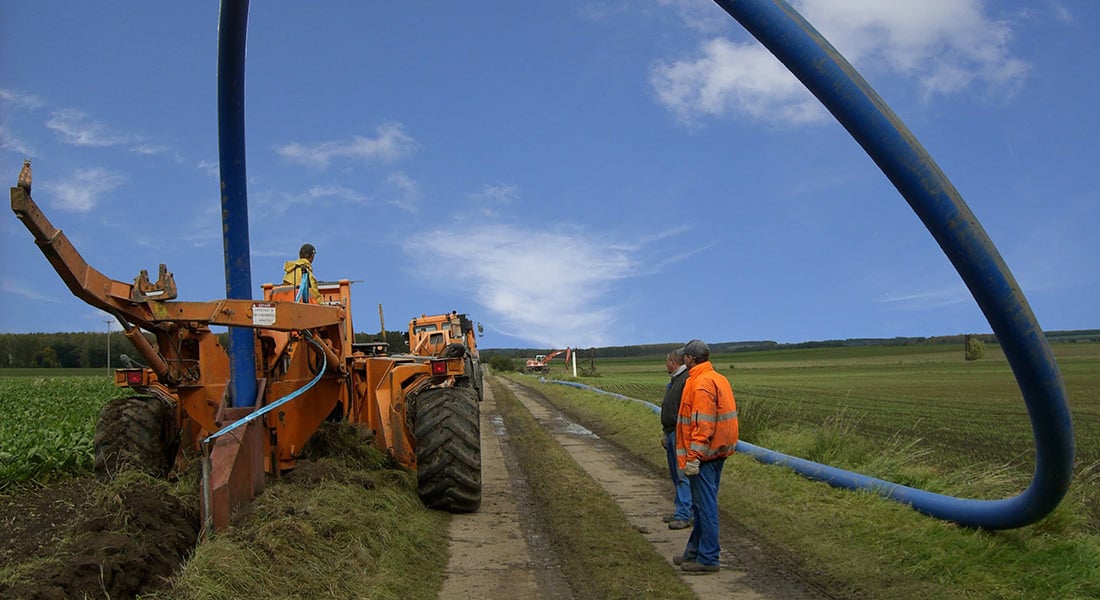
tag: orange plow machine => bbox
[11,173,482,533]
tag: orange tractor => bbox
[408,311,484,401]
[10,171,482,531]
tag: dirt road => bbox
[441,376,831,599]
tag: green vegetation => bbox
[0,330,408,369]
[965,334,985,360]
[491,378,695,599]
[511,341,1100,599]
[0,375,126,489]
[0,332,129,369]
[484,352,517,372]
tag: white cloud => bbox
[651,38,826,125]
[652,0,1029,122]
[656,0,731,34]
[468,183,520,205]
[467,183,520,217]
[0,89,43,111]
[385,172,420,213]
[0,280,62,303]
[196,160,219,178]
[797,0,1029,99]
[308,184,369,204]
[254,179,404,216]
[40,107,167,155]
[875,285,971,310]
[0,125,35,156]
[276,123,418,169]
[46,109,134,147]
[130,143,169,156]
[40,168,126,212]
[1049,2,1074,24]
[403,223,644,348]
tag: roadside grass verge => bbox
[514,373,1100,600]
[490,377,696,600]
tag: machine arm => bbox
[10,185,161,326]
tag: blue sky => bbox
[1,1,1096,350]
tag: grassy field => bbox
[520,341,1100,599]
[554,343,1099,521]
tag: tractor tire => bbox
[465,356,485,402]
[93,395,176,480]
[414,386,481,512]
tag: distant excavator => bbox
[524,348,571,374]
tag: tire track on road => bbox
[439,378,571,600]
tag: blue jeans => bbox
[664,431,692,521]
[682,457,725,567]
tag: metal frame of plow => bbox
[703,0,1074,529]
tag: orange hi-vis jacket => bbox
[676,360,739,469]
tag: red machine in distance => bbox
[524,348,572,373]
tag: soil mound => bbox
[0,474,199,600]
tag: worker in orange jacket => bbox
[674,339,738,574]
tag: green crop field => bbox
[0,374,126,489]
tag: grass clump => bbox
[156,422,449,600]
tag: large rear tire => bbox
[93,395,176,479]
[414,387,481,512]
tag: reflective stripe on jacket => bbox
[676,361,738,468]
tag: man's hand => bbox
[661,435,667,449]
[684,459,700,477]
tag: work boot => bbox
[667,519,691,530]
[681,561,720,574]
[672,554,693,565]
[661,514,676,523]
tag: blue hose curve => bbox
[624,0,1073,529]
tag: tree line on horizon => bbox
[456,329,1100,362]
[0,329,1095,370]
[0,330,408,369]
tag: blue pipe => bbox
[671,0,1073,529]
[217,0,258,408]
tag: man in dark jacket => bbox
[660,347,692,530]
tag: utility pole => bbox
[104,319,112,374]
